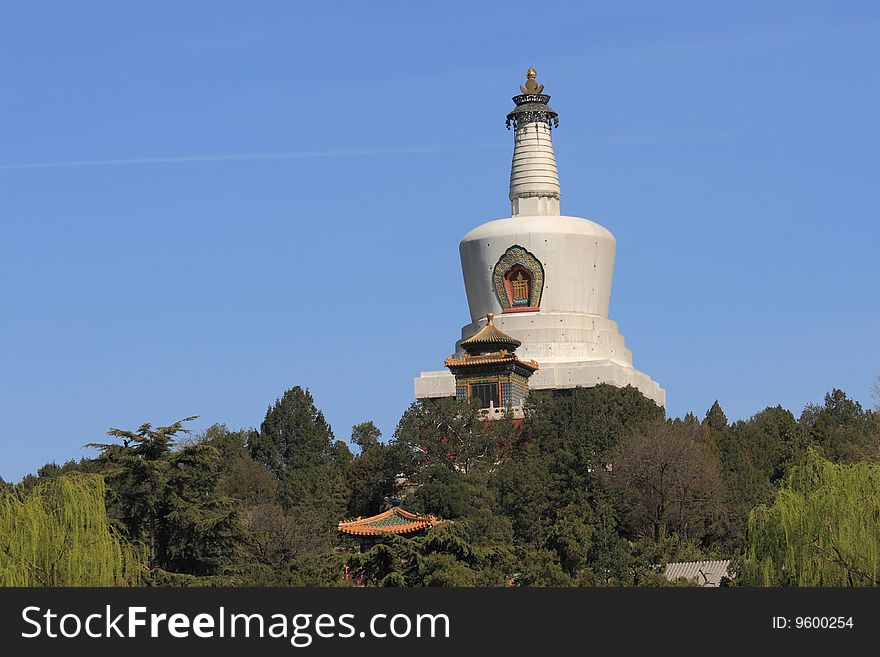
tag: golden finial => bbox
[486,312,495,326]
[520,67,544,94]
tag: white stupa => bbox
[414,68,665,407]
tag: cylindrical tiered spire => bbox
[506,68,560,216]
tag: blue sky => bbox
[2,1,879,481]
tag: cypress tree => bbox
[250,387,349,530]
[704,400,729,432]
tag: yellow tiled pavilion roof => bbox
[460,313,521,354]
[444,352,538,371]
[338,507,438,536]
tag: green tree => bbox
[742,449,880,586]
[717,406,807,547]
[16,457,103,495]
[160,443,241,574]
[0,475,142,586]
[197,424,256,461]
[393,398,504,475]
[800,388,877,462]
[495,385,663,546]
[351,421,381,450]
[250,387,350,531]
[198,424,279,508]
[516,548,572,586]
[748,405,806,483]
[579,496,644,586]
[526,385,665,465]
[347,523,513,587]
[546,504,593,577]
[407,465,481,519]
[218,455,278,508]
[90,418,239,577]
[492,457,553,545]
[344,422,409,517]
[701,400,728,457]
[704,400,728,433]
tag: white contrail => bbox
[0,144,508,171]
[0,132,735,171]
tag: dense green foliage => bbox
[742,449,880,585]
[88,418,240,578]
[0,475,142,586]
[3,383,878,587]
[250,387,350,526]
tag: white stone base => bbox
[454,311,634,365]
[413,369,457,399]
[412,309,666,407]
[414,359,665,408]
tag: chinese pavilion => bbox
[444,312,538,412]
[414,68,665,407]
[338,506,438,550]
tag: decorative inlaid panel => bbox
[492,245,544,312]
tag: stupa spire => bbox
[506,67,560,217]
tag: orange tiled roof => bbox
[338,507,438,536]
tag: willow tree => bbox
[742,449,880,586]
[0,474,142,586]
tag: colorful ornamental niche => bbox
[337,507,438,537]
[493,245,544,313]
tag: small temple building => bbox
[414,68,665,409]
[338,506,438,550]
[444,312,538,416]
